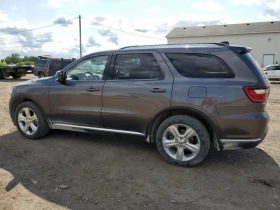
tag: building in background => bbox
[166,21,280,67]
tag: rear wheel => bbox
[15,101,50,140]
[11,73,22,79]
[0,70,3,79]
[156,115,210,167]
[38,72,45,78]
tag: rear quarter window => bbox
[166,53,234,78]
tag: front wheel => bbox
[156,115,210,167]
[15,101,50,140]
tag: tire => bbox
[0,70,3,79]
[38,72,45,78]
[156,115,210,167]
[11,73,22,79]
[14,101,50,140]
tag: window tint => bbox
[113,54,163,80]
[166,53,234,78]
[50,61,62,71]
[66,56,109,81]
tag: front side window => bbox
[113,54,163,80]
[66,56,109,81]
[166,53,234,78]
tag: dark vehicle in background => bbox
[0,64,34,79]
[10,43,269,167]
[34,56,75,78]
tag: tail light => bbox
[243,86,270,103]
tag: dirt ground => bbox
[0,75,279,210]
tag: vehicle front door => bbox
[101,51,173,135]
[48,55,111,127]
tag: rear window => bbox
[166,53,234,78]
[35,60,48,67]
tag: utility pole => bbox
[79,15,82,58]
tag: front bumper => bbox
[220,127,268,150]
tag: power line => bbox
[0,17,79,35]
[81,17,165,41]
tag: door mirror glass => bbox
[55,70,64,82]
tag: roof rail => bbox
[120,42,230,50]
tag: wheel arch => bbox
[147,107,222,150]
[10,96,51,127]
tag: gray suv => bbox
[9,44,270,167]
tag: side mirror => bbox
[55,70,64,82]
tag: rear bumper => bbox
[220,127,268,150]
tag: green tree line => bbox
[0,54,38,67]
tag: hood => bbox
[14,76,54,87]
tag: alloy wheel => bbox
[18,107,38,135]
[162,124,201,161]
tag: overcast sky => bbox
[0,0,280,59]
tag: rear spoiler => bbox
[218,41,252,54]
[234,46,252,54]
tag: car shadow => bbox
[0,130,279,210]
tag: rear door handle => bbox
[150,88,166,93]
[87,87,100,92]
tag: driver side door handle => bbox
[87,87,100,92]
[150,88,166,93]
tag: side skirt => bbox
[51,123,146,136]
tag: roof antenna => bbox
[221,41,229,45]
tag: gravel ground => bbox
[0,75,279,210]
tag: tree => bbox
[28,56,38,62]
[24,61,35,65]
[3,54,38,64]
[16,62,24,66]
[23,56,29,62]
[0,60,7,67]
[5,53,22,64]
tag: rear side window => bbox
[166,53,234,78]
[113,54,163,80]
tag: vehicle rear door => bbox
[48,60,63,76]
[101,51,173,135]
